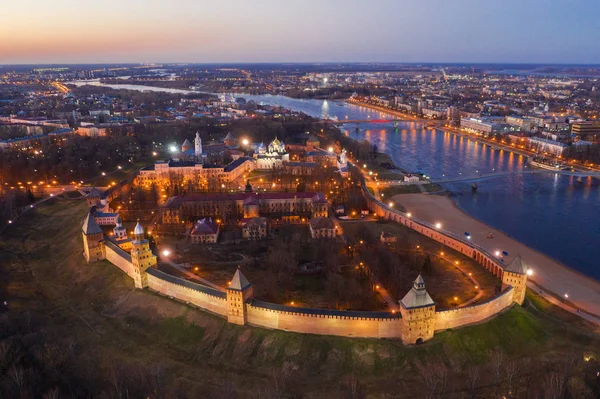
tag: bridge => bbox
[322,118,413,125]
[430,169,600,184]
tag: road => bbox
[527,281,600,326]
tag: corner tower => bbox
[399,274,435,345]
[130,221,157,289]
[82,212,105,262]
[502,255,529,305]
[226,268,253,325]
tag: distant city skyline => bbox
[2,0,600,64]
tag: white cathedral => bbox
[254,137,289,170]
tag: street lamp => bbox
[435,222,442,229]
[526,269,533,276]
[242,138,249,146]
[328,147,334,153]
[162,250,171,257]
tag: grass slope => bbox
[0,198,599,398]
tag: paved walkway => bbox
[392,193,600,318]
[527,281,600,326]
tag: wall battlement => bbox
[82,176,529,344]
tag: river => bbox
[68,82,600,281]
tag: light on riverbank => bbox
[435,222,442,229]
[407,212,412,218]
[527,269,533,276]
[162,250,171,257]
[495,251,501,257]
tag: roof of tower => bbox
[133,221,144,236]
[505,255,527,275]
[400,274,435,309]
[82,212,103,235]
[182,138,192,148]
[414,274,425,285]
[229,268,251,291]
[224,132,234,141]
[88,187,102,198]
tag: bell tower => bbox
[82,212,105,262]
[195,132,202,160]
[130,221,157,288]
[226,268,253,325]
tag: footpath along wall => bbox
[361,179,506,278]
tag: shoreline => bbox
[344,99,533,158]
[390,193,600,319]
[345,99,600,175]
[338,100,600,319]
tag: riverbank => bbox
[345,99,600,174]
[345,99,533,158]
[390,193,600,319]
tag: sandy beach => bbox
[392,193,600,317]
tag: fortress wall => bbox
[146,270,227,317]
[434,287,514,331]
[105,244,135,279]
[363,184,504,277]
[246,304,401,338]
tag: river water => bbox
[68,82,600,280]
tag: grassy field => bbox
[381,183,445,197]
[1,198,599,398]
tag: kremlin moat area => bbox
[2,63,600,398]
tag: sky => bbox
[1,0,600,64]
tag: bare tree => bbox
[417,361,448,399]
[466,365,480,399]
[490,350,504,396]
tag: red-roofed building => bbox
[161,192,328,224]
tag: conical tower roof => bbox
[224,132,234,141]
[400,274,435,309]
[88,187,102,198]
[229,268,251,291]
[505,255,527,275]
[182,138,192,149]
[82,212,103,235]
